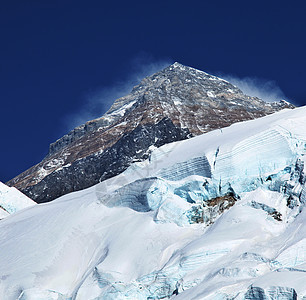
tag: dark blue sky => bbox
[1,0,306,182]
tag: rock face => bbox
[6,62,294,203]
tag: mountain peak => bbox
[171,61,183,67]
[161,61,204,74]
[164,61,209,75]
[167,61,194,72]
[167,61,200,71]
[7,64,295,202]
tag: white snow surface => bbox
[0,181,35,217]
[1,107,306,299]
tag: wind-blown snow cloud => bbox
[65,55,173,131]
[220,74,288,103]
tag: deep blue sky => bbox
[1,0,306,182]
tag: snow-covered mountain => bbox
[1,106,306,299]
[7,63,294,203]
[0,181,35,219]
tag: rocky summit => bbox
[7,62,294,202]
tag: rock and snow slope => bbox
[1,107,306,299]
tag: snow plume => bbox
[220,74,287,103]
[65,55,173,130]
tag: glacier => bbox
[1,107,306,299]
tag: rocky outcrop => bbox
[7,62,295,202]
[21,118,190,202]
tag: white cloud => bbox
[219,74,287,103]
[65,54,173,131]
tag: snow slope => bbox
[0,181,35,218]
[1,107,306,299]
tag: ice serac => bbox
[7,62,294,202]
[1,107,306,299]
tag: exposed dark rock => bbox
[23,117,190,203]
[185,192,239,225]
[206,193,237,211]
[250,200,282,221]
[287,195,297,209]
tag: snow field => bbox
[1,107,306,299]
